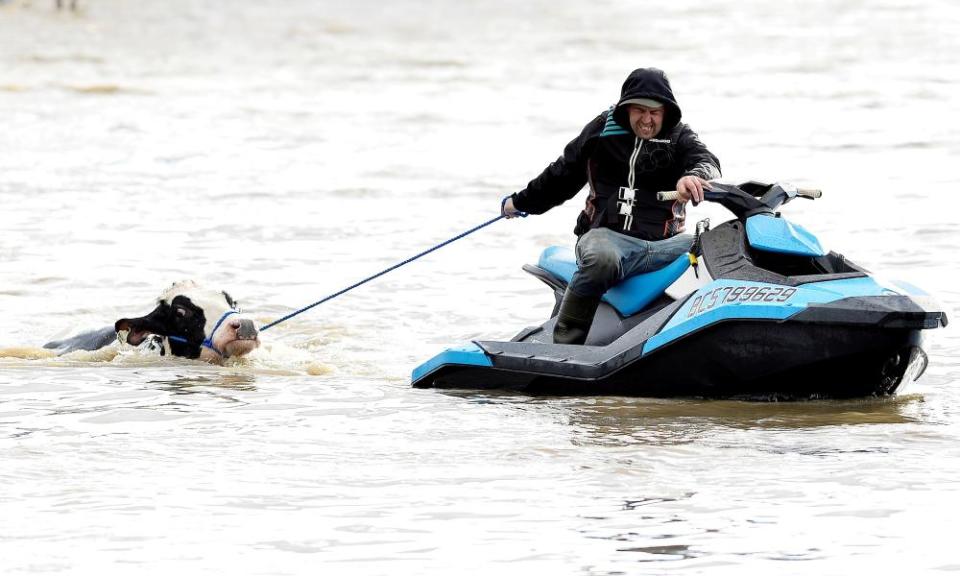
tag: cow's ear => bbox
[115,305,168,346]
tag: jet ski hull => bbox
[414,321,928,399]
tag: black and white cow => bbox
[43,281,260,363]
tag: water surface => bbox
[1,0,959,574]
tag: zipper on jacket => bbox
[628,137,643,189]
[618,137,644,231]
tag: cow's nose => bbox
[236,318,258,340]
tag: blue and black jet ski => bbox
[412,181,948,399]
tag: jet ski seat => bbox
[537,246,690,317]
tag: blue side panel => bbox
[643,276,900,353]
[746,215,826,257]
[538,247,689,316]
[411,342,493,383]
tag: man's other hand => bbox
[501,196,524,219]
[676,176,711,205]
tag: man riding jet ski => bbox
[501,67,720,345]
[412,182,948,398]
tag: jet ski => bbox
[411,181,948,399]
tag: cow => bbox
[43,281,260,363]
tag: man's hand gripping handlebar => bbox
[657,184,823,202]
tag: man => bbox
[502,67,721,345]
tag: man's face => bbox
[627,104,664,139]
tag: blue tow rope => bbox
[259,214,505,332]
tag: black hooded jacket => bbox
[511,68,721,240]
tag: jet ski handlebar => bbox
[657,189,709,202]
[657,181,822,208]
[795,187,823,199]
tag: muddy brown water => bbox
[1,0,959,573]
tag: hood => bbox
[613,68,682,136]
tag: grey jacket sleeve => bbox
[677,125,721,181]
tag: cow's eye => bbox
[175,307,190,317]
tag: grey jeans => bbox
[569,228,693,298]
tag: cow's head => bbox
[115,281,260,362]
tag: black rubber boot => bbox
[553,290,602,345]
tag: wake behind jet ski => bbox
[412,181,948,399]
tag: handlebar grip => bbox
[796,188,823,199]
[657,190,680,202]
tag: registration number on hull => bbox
[686,285,797,319]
